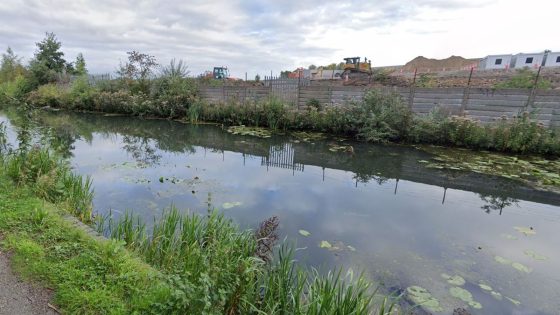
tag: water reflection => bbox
[2,108,560,314]
[122,135,161,167]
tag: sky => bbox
[0,0,558,78]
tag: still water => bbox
[1,109,559,314]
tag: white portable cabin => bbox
[511,53,545,69]
[543,52,560,68]
[479,55,512,70]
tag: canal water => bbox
[1,109,559,314]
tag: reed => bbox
[99,207,400,314]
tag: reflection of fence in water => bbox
[261,143,304,172]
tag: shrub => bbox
[26,83,68,108]
[68,75,98,110]
[353,90,413,142]
[306,98,322,111]
[495,68,552,89]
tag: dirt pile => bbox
[402,56,480,72]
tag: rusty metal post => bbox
[526,66,542,109]
[408,68,417,108]
[461,67,474,115]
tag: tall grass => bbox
[0,121,7,155]
[96,207,400,314]
[2,147,94,221]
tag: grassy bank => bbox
[0,123,399,314]
[0,172,172,314]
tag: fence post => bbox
[460,67,474,115]
[408,68,417,109]
[526,66,542,110]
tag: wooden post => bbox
[460,67,474,115]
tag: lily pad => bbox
[478,284,493,291]
[449,287,482,309]
[506,297,521,306]
[524,249,547,261]
[468,301,482,309]
[298,230,311,237]
[514,226,536,236]
[227,126,272,138]
[450,287,473,302]
[511,262,532,273]
[328,144,353,153]
[491,291,503,300]
[406,286,443,312]
[501,234,518,240]
[346,245,356,251]
[320,241,332,249]
[222,201,242,209]
[441,274,465,286]
[494,256,512,265]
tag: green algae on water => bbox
[524,249,547,261]
[298,229,311,237]
[320,240,332,248]
[406,286,443,312]
[227,126,272,138]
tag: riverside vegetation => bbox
[1,33,559,157]
[0,111,400,313]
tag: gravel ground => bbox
[0,249,58,315]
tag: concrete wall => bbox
[199,85,560,128]
[512,53,545,69]
[479,55,512,70]
[544,52,560,68]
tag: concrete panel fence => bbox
[199,84,560,128]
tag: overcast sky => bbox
[1,0,558,78]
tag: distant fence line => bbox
[199,81,560,128]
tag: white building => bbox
[479,54,513,70]
[511,53,545,69]
[544,52,560,67]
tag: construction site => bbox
[199,54,560,90]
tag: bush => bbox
[68,76,98,110]
[26,83,68,108]
[353,90,413,142]
[150,77,199,118]
[495,68,552,89]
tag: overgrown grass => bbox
[3,147,94,221]
[95,207,401,314]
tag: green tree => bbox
[29,32,67,84]
[255,74,260,82]
[75,53,87,75]
[308,64,317,70]
[117,50,158,94]
[0,47,26,83]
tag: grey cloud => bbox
[0,0,492,77]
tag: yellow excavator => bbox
[341,57,372,85]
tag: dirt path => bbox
[0,249,58,315]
